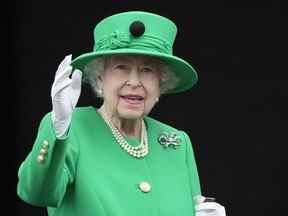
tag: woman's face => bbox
[98,55,161,120]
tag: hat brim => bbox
[71,49,198,94]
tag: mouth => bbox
[119,94,145,105]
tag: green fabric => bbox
[70,11,198,94]
[17,106,202,216]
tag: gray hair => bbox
[83,56,179,97]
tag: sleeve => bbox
[182,131,202,199]
[17,112,79,207]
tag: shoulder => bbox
[145,116,193,151]
[145,116,179,132]
[73,106,97,115]
[71,106,100,120]
[71,106,102,126]
[40,106,100,129]
[145,116,190,139]
[41,106,95,117]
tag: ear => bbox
[96,75,103,89]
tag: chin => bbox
[118,109,145,120]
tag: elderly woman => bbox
[17,11,226,216]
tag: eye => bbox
[115,64,129,70]
[141,66,154,73]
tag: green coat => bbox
[17,106,201,216]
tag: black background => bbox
[9,0,288,215]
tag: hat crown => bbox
[93,11,177,54]
[71,11,198,94]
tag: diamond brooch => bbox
[158,132,182,149]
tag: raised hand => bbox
[51,55,82,138]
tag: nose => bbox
[126,69,141,87]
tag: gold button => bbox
[139,181,151,193]
[42,140,49,149]
[40,148,48,155]
[37,154,45,164]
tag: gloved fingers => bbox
[195,202,222,210]
[55,55,72,77]
[51,78,72,99]
[196,212,214,216]
[53,65,73,86]
[194,195,206,205]
[215,204,226,215]
[70,69,82,106]
[195,202,225,212]
[71,69,82,91]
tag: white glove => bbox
[194,195,226,216]
[51,55,82,138]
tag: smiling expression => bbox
[98,55,162,121]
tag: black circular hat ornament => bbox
[129,21,145,37]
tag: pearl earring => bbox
[98,89,103,96]
[155,97,159,103]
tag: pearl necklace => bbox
[99,108,149,158]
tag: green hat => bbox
[71,11,198,93]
